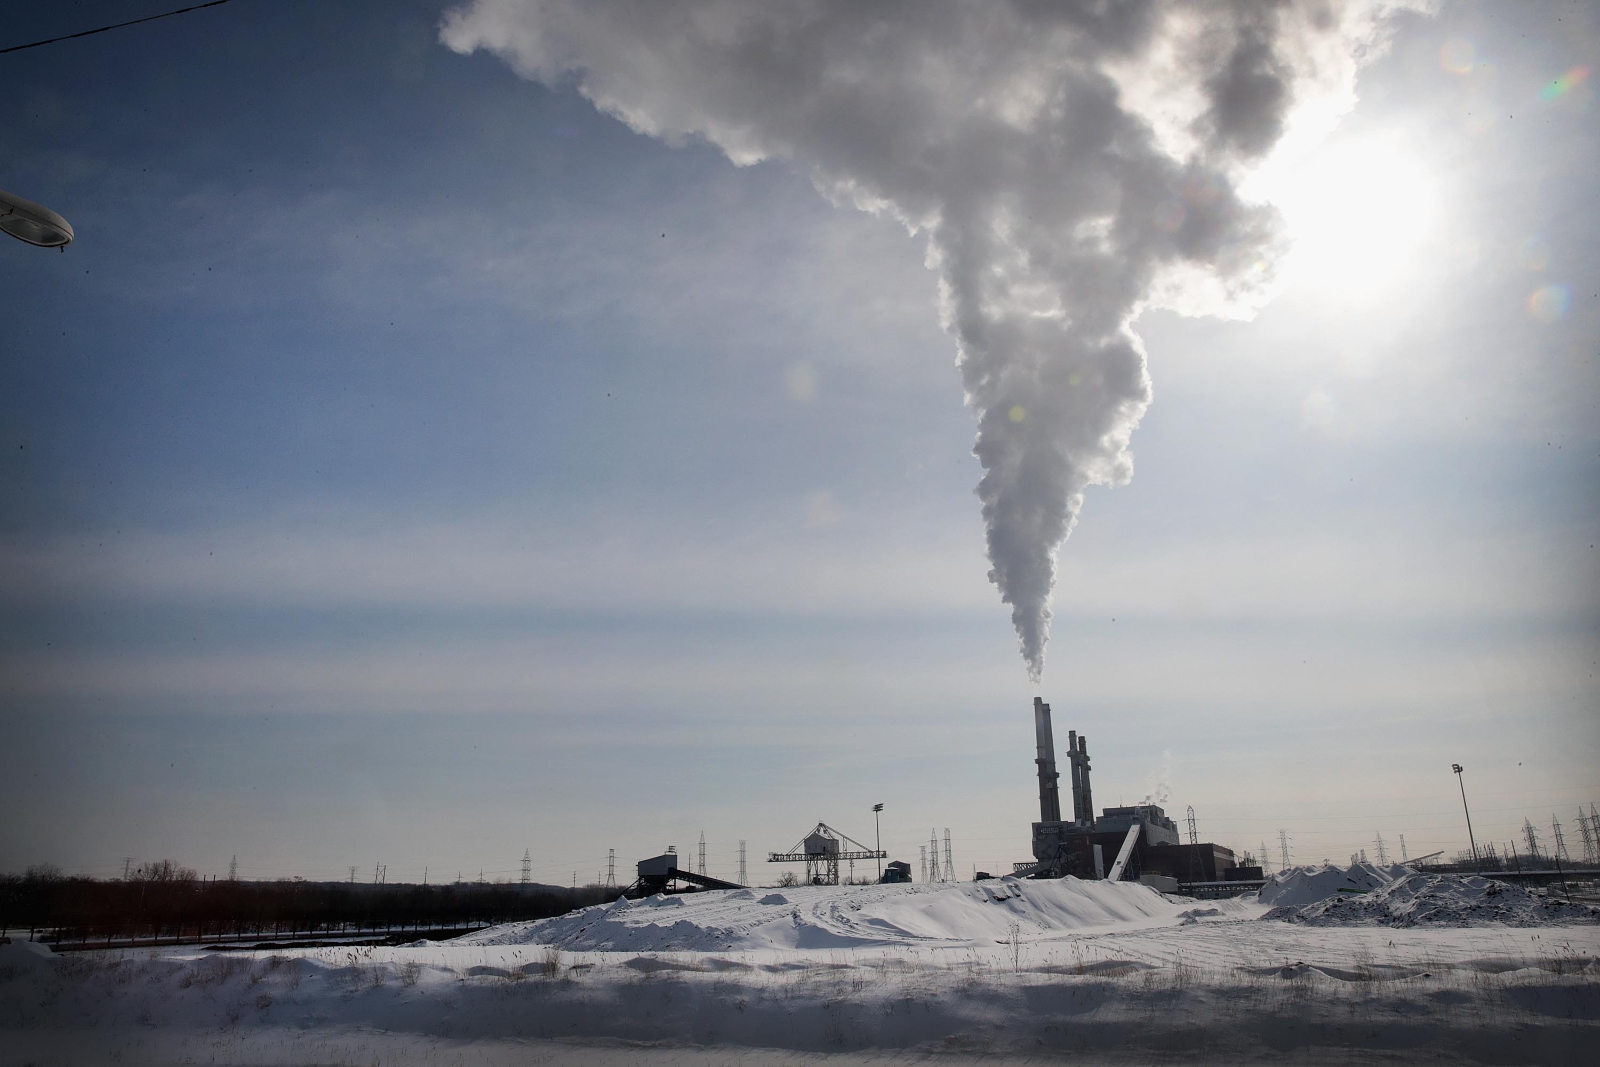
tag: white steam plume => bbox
[440,0,1420,681]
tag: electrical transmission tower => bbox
[1278,830,1292,872]
[522,849,532,885]
[737,840,747,885]
[1523,819,1541,861]
[1260,841,1270,872]
[1399,834,1408,862]
[943,829,953,884]
[1185,806,1198,846]
[1579,810,1598,866]
[928,829,942,882]
[1551,816,1572,865]
[348,865,357,884]
[229,855,237,881]
[919,845,927,883]
[698,832,706,876]
[1373,834,1388,865]
[607,848,616,887]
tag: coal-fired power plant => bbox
[1024,697,1254,890]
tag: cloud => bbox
[439,0,1425,680]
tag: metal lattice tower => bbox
[348,865,357,883]
[943,829,953,884]
[1373,834,1388,865]
[607,848,616,887]
[1278,830,1292,872]
[228,855,237,881]
[1399,834,1408,862]
[919,846,927,883]
[1579,810,1598,866]
[738,840,747,885]
[1551,816,1571,865]
[1260,842,1270,872]
[928,830,942,882]
[522,849,531,885]
[1523,819,1541,860]
[698,832,706,876]
[1185,806,1198,846]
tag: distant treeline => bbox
[1,862,618,945]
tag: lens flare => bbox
[1515,235,1550,271]
[1526,284,1570,323]
[1440,39,1475,75]
[1539,66,1590,102]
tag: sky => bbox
[1,0,1596,887]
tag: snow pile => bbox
[1257,862,1411,908]
[1271,872,1600,928]
[458,876,1192,952]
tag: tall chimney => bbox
[1033,697,1062,824]
[1077,735,1094,826]
[1068,729,1084,824]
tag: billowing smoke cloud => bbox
[440,0,1418,680]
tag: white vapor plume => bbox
[440,0,1420,680]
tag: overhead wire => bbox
[1,1,235,56]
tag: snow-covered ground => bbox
[3,872,1596,1065]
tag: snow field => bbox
[3,877,1598,1065]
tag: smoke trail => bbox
[441,1,1418,680]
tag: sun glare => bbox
[1261,136,1442,303]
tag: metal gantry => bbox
[769,822,885,886]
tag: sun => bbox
[1256,133,1443,303]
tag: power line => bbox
[2,1,237,56]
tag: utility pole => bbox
[873,803,884,882]
[1451,763,1479,868]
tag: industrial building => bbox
[1021,697,1252,892]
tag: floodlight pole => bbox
[1452,763,1479,869]
[873,803,884,881]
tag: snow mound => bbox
[1270,872,1600,928]
[1257,862,1411,908]
[457,877,1192,952]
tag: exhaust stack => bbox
[1033,697,1062,824]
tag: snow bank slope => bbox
[1279,872,1600,928]
[459,877,1190,951]
[1257,862,1410,908]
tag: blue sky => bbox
[2,0,1596,885]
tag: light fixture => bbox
[1,188,75,249]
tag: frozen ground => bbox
[3,874,1596,1066]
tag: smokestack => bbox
[1067,729,1083,824]
[1034,697,1061,824]
[1076,735,1094,826]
